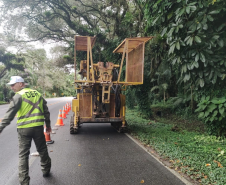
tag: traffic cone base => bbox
[46,140,54,144]
[44,126,54,144]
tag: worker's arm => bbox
[43,98,51,132]
[0,94,22,133]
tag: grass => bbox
[126,107,226,185]
[0,101,8,105]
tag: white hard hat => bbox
[7,76,24,85]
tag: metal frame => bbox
[74,36,153,85]
[71,36,153,134]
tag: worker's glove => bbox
[46,127,52,133]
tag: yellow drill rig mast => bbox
[70,36,153,134]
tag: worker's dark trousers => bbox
[17,126,51,185]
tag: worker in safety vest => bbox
[0,76,51,185]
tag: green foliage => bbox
[151,101,174,117]
[0,47,24,79]
[150,97,195,120]
[144,0,226,89]
[195,96,226,136]
[44,11,52,18]
[126,108,226,184]
[134,77,152,118]
[0,101,8,105]
[63,55,72,62]
[125,86,136,109]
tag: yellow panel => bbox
[72,99,79,113]
[78,93,92,117]
[74,36,96,51]
[126,43,143,83]
[113,37,153,53]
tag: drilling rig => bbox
[70,36,152,134]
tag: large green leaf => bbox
[207,103,217,112]
[217,24,225,32]
[183,73,190,82]
[217,40,224,47]
[195,36,201,43]
[152,16,160,25]
[203,24,208,30]
[209,116,215,122]
[200,52,205,63]
[195,104,207,112]
[169,44,176,54]
[188,37,193,46]
[204,111,210,118]
[211,99,225,104]
[207,15,214,21]
[190,6,197,11]
[182,64,187,73]
[176,42,180,50]
[167,27,175,37]
[198,112,205,118]
[161,27,168,36]
[213,110,218,117]
[195,53,199,62]
[219,107,225,115]
[209,10,221,14]
[194,61,199,68]
[212,35,220,40]
[199,78,204,87]
[186,6,190,14]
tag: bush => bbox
[151,102,174,117]
[195,96,226,136]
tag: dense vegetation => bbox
[0,46,75,102]
[0,0,226,183]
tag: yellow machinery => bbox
[71,36,153,134]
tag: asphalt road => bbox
[0,97,187,185]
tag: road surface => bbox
[0,97,187,185]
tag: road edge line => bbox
[125,133,193,185]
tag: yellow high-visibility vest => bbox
[16,88,45,128]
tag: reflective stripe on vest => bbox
[17,97,43,120]
[16,88,45,128]
[17,119,45,126]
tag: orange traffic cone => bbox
[62,107,67,119]
[44,125,54,144]
[65,104,69,115]
[55,109,65,126]
[67,103,69,111]
[69,103,71,111]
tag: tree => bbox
[1,0,148,66]
[0,47,24,79]
[144,0,226,90]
